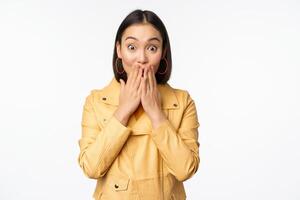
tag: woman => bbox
[78,9,200,200]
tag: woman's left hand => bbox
[141,65,167,129]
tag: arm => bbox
[150,93,200,182]
[77,93,131,179]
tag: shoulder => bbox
[83,89,103,105]
[169,85,195,106]
[170,86,199,126]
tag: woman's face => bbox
[116,23,163,75]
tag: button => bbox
[114,184,119,189]
[173,103,178,107]
[102,97,107,101]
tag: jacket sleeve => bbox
[77,92,131,179]
[150,92,200,182]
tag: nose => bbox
[137,50,148,65]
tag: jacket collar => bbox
[99,77,180,110]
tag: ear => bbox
[116,41,122,59]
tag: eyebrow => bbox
[125,36,161,42]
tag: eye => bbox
[148,45,157,52]
[127,44,135,51]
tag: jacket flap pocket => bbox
[112,177,130,191]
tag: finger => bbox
[138,73,145,97]
[131,64,140,84]
[142,68,148,95]
[127,64,138,87]
[147,66,153,92]
[151,65,157,87]
[132,66,143,89]
[147,79,151,93]
[133,65,143,90]
[148,66,154,92]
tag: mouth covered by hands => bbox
[115,64,167,129]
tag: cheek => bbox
[122,51,135,63]
[150,53,162,72]
[121,57,135,74]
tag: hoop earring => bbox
[115,58,124,74]
[158,57,168,75]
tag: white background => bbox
[0,0,299,199]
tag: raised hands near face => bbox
[116,64,166,127]
[140,65,164,122]
[118,63,143,117]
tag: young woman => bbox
[78,9,200,200]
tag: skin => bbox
[113,23,167,129]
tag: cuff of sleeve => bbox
[107,115,132,135]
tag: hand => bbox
[114,64,143,126]
[140,65,167,129]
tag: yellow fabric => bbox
[78,77,200,200]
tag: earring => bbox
[158,57,168,75]
[115,58,124,74]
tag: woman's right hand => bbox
[113,64,143,126]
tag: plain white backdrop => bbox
[0,0,299,199]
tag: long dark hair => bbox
[112,9,172,84]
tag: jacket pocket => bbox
[112,176,130,191]
[94,175,131,199]
[105,174,130,193]
[96,177,131,199]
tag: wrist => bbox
[150,111,167,129]
[114,108,130,126]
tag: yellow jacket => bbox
[78,77,200,200]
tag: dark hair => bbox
[112,9,172,84]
